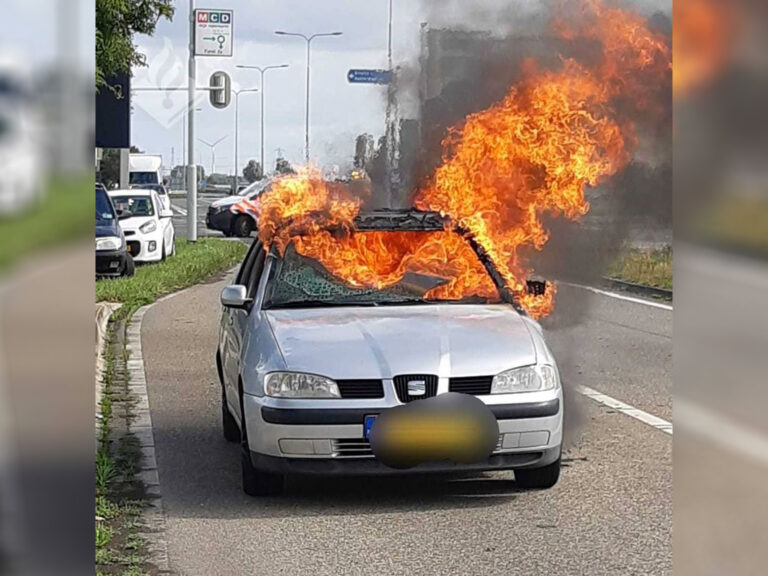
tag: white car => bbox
[107,189,176,263]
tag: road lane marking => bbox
[576,385,673,435]
[676,398,768,467]
[562,282,673,311]
[171,204,187,216]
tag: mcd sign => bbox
[194,9,233,57]
[197,11,231,24]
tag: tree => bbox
[242,160,263,183]
[97,146,143,188]
[275,156,296,175]
[96,0,175,90]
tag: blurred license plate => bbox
[364,415,377,439]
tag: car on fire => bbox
[217,210,563,496]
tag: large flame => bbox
[257,0,671,319]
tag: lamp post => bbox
[236,64,289,176]
[232,88,259,193]
[274,30,343,165]
[182,107,202,190]
[197,136,228,175]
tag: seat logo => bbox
[407,380,426,396]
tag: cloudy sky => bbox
[132,0,428,175]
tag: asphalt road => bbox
[141,280,672,575]
[170,192,228,240]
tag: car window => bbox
[111,195,155,217]
[96,188,116,223]
[236,240,261,285]
[246,245,266,299]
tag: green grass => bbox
[0,174,93,273]
[607,245,673,290]
[96,238,247,317]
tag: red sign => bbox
[197,11,209,22]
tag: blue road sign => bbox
[347,69,392,85]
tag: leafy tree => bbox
[242,160,263,183]
[97,146,143,188]
[275,156,296,175]
[96,0,175,90]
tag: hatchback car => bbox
[131,183,171,211]
[217,210,563,496]
[95,185,134,277]
[108,189,176,263]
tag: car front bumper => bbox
[206,208,234,233]
[95,249,129,276]
[242,392,563,475]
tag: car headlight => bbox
[491,365,557,394]
[264,372,341,399]
[96,236,122,251]
[140,220,157,234]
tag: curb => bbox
[125,305,172,574]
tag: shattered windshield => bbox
[263,231,501,309]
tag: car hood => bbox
[211,195,243,209]
[96,221,121,238]
[265,305,537,380]
[119,216,155,233]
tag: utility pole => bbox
[275,31,343,165]
[236,64,289,177]
[187,0,198,241]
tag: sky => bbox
[131,0,672,176]
[132,0,426,175]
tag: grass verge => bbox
[96,238,245,574]
[0,174,93,273]
[606,245,673,290]
[96,237,247,317]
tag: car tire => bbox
[239,394,284,496]
[222,389,240,443]
[514,457,561,489]
[170,235,176,256]
[123,255,135,277]
[160,242,167,262]
[232,215,254,238]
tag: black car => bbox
[96,185,134,277]
[206,180,270,237]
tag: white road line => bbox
[171,204,187,216]
[576,385,673,435]
[675,398,768,468]
[562,282,673,311]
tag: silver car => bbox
[217,210,563,496]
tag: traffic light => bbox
[209,71,231,109]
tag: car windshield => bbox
[96,188,116,223]
[111,195,155,217]
[239,180,269,197]
[263,230,502,309]
[135,184,165,195]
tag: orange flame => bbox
[257,1,671,319]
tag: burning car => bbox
[216,209,563,496]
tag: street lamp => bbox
[236,64,289,176]
[197,136,228,176]
[232,88,259,194]
[274,30,343,164]
[182,107,202,189]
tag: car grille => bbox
[123,231,136,236]
[126,240,141,256]
[331,436,505,459]
[333,439,374,458]
[336,380,384,399]
[449,376,493,396]
[393,374,438,403]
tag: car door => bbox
[221,241,264,414]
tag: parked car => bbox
[131,183,171,211]
[95,185,134,277]
[107,189,175,263]
[216,210,563,496]
[206,179,270,237]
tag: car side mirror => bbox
[117,209,133,221]
[221,285,252,309]
[160,208,173,219]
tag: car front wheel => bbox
[239,395,284,496]
[514,457,561,489]
[232,215,254,238]
[222,389,240,443]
